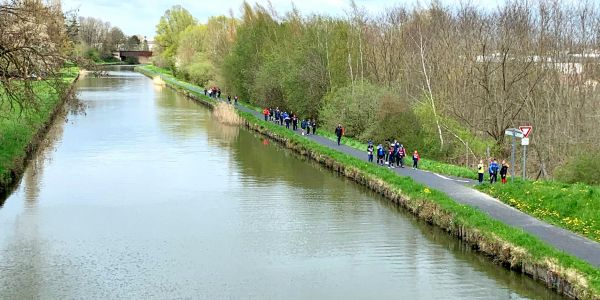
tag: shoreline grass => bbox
[140,64,600,243]
[0,67,79,190]
[136,64,600,298]
[237,110,600,298]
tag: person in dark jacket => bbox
[311,119,317,134]
[500,160,509,184]
[292,113,298,131]
[376,144,385,165]
[335,124,343,145]
[398,144,406,168]
[489,158,499,184]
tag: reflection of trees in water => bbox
[23,89,86,205]
[383,203,565,300]
[0,90,77,206]
[154,89,207,139]
[228,129,563,299]
[205,113,239,147]
[229,128,362,201]
[0,213,44,299]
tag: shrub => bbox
[124,56,139,65]
[555,149,600,185]
[84,48,101,62]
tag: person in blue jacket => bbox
[489,158,499,184]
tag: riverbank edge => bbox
[0,72,80,197]
[136,66,600,300]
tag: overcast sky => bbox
[62,0,501,39]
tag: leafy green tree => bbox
[125,35,141,51]
[154,5,196,70]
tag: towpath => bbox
[154,70,600,268]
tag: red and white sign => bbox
[519,126,533,138]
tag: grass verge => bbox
[0,67,79,190]
[477,180,600,243]
[238,110,600,299]
[137,64,600,299]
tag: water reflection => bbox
[0,67,565,299]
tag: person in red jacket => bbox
[412,150,420,169]
[263,108,270,121]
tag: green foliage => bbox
[125,35,141,51]
[124,56,139,65]
[0,68,79,188]
[84,48,101,62]
[139,64,600,297]
[182,53,215,87]
[154,5,197,69]
[555,150,600,185]
[235,110,600,297]
[320,82,383,138]
[100,54,120,63]
[477,180,600,243]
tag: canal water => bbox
[0,67,562,299]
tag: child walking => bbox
[412,150,420,169]
[500,160,509,184]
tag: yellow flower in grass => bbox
[424,188,431,194]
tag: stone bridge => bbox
[117,51,153,64]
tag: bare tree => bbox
[0,0,70,113]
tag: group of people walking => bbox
[478,158,509,184]
[204,87,221,99]
[366,140,421,169]
[262,107,317,135]
[204,87,239,104]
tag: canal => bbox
[0,67,563,299]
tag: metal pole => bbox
[511,133,515,182]
[522,144,527,179]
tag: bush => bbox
[124,56,139,64]
[100,54,120,63]
[555,150,600,185]
[84,48,101,63]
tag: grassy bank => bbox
[240,111,600,299]
[0,67,79,191]
[145,65,477,179]
[137,64,600,299]
[478,181,600,243]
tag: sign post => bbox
[521,137,529,179]
[519,126,533,180]
[505,128,523,182]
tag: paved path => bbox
[154,70,600,268]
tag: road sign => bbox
[519,126,533,138]
[505,129,524,139]
[521,137,529,146]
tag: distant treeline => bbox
[152,1,600,185]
